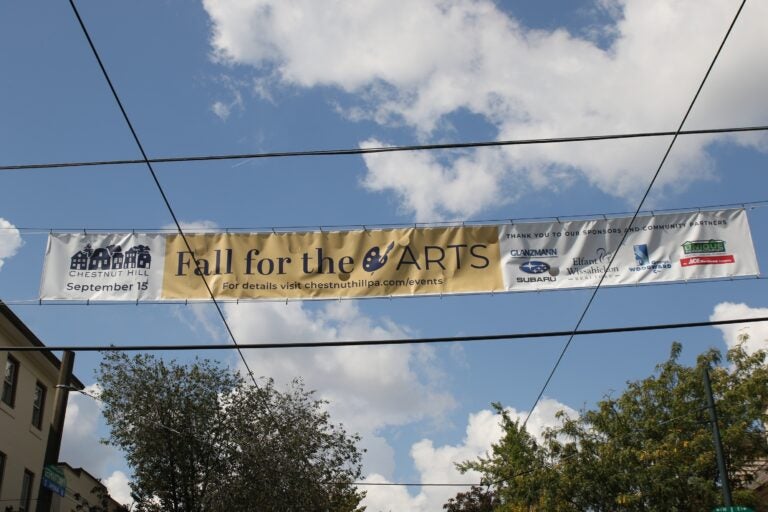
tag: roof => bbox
[0,300,85,389]
[56,462,126,509]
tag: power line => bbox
[1,314,765,353]
[338,404,721,487]
[521,0,748,430]
[56,356,741,491]
[3,199,767,234]
[67,0,259,387]
[2,275,766,308]
[1,124,766,172]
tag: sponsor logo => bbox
[520,261,550,274]
[679,239,735,267]
[682,239,726,255]
[517,260,559,283]
[509,248,558,259]
[566,247,619,280]
[680,255,735,267]
[516,275,557,283]
[629,244,671,273]
[633,244,650,266]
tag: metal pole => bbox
[36,350,75,512]
[703,365,733,507]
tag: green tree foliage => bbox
[454,340,768,511]
[97,353,365,512]
[443,485,501,511]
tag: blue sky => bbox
[2,0,768,509]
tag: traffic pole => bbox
[36,350,75,512]
[703,365,733,507]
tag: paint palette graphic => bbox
[363,241,395,272]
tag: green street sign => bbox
[712,507,755,512]
[43,464,66,497]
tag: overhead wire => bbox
[1,314,766,353]
[520,0,748,430]
[66,0,259,387]
[61,360,744,490]
[0,125,766,172]
[1,274,766,308]
[2,198,768,234]
[9,0,755,497]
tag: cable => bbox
[67,0,259,387]
[63,385,186,436]
[2,274,766,308]
[60,358,734,490]
[3,199,768,234]
[346,404,722,487]
[1,124,766,171]
[1,314,765,353]
[521,0,748,430]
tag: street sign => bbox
[42,465,66,497]
[712,507,755,512]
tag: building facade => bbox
[0,302,123,512]
[50,463,124,512]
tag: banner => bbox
[40,209,759,301]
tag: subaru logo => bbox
[520,261,550,274]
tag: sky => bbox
[1,0,768,509]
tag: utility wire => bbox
[343,403,727,487]
[3,199,767,234]
[61,384,183,436]
[1,124,766,171]
[521,0,748,430]
[60,362,733,490]
[67,0,259,387]
[2,275,766,308]
[23,0,756,497]
[1,314,766,353]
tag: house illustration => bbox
[88,248,112,270]
[110,245,124,269]
[70,242,150,271]
[124,245,151,269]
[70,244,93,270]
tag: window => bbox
[31,381,46,429]
[0,451,6,497]
[1,355,19,407]
[20,469,34,512]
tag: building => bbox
[0,302,123,512]
[50,463,125,512]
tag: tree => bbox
[96,353,365,512]
[454,340,768,511]
[443,485,501,511]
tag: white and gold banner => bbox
[40,209,759,301]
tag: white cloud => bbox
[211,74,245,121]
[203,0,768,220]
[221,300,454,476]
[360,141,512,221]
[104,470,133,506]
[172,302,225,342]
[710,302,768,356]
[362,398,576,512]
[61,384,123,477]
[63,388,134,506]
[0,218,23,271]
[162,219,220,232]
[211,100,231,120]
